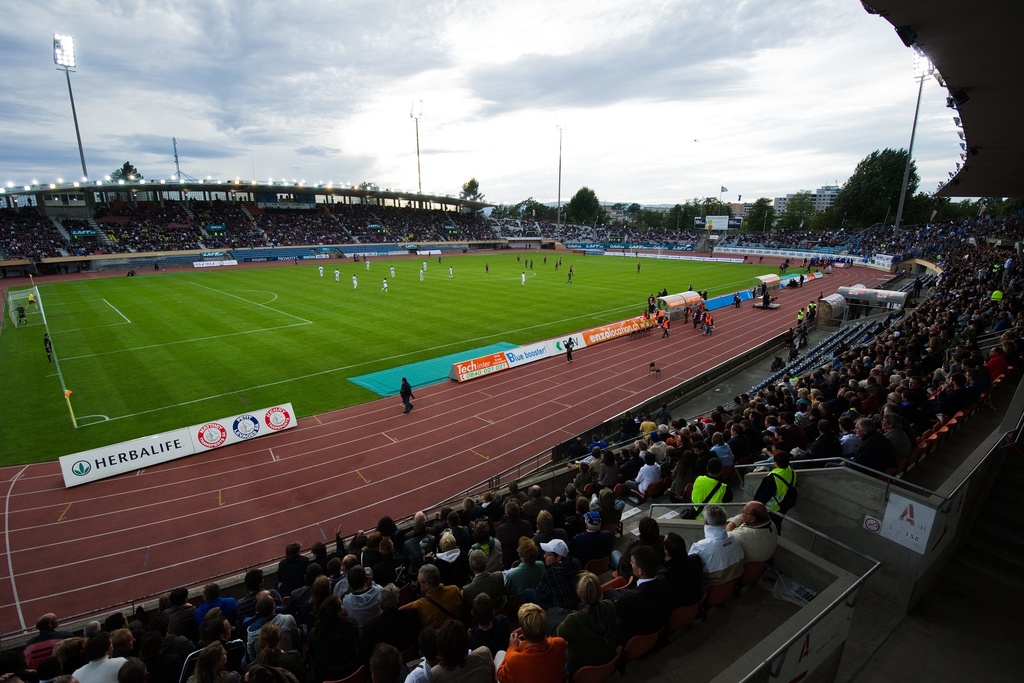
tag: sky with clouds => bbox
[0,0,961,206]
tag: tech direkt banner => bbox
[58,403,296,487]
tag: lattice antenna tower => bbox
[172,137,198,182]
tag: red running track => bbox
[0,263,887,637]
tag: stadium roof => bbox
[0,178,493,213]
[865,0,1024,198]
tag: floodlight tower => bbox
[53,34,89,180]
[894,49,933,231]
[411,100,423,194]
[556,123,564,231]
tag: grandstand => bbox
[1,209,1020,681]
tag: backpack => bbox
[771,472,798,513]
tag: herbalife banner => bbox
[58,403,296,487]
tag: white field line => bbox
[187,281,313,324]
[62,322,311,361]
[103,299,131,323]
[3,467,29,631]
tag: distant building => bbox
[773,185,840,215]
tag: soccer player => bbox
[382,278,388,293]
[334,269,340,282]
[16,305,27,326]
[448,267,453,279]
[422,260,427,271]
[419,269,424,281]
[521,272,526,286]
[27,292,36,307]
[390,265,396,278]
[366,259,371,270]
[44,333,53,362]
[352,275,358,289]
[319,265,324,278]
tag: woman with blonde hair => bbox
[496,603,568,682]
[556,571,618,675]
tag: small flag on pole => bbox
[65,390,72,398]
[721,186,728,193]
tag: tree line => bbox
[477,148,1022,231]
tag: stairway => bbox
[955,451,1024,590]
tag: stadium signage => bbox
[201,251,226,257]
[58,403,296,487]
[193,260,239,268]
[448,320,649,384]
[504,342,549,365]
[451,352,510,381]
[581,316,652,344]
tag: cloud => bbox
[0,0,961,205]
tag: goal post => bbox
[6,286,40,327]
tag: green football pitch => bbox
[0,253,766,465]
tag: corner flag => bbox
[721,186,728,192]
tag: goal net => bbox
[6,286,40,327]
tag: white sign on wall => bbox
[880,492,936,554]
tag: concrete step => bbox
[950,551,1024,592]
[967,514,1024,549]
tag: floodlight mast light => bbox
[556,123,564,232]
[410,100,423,195]
[53,33,88,180]
[894,53,933,231]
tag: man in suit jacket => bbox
[604,544,672,641]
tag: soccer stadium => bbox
[1,2,1022,682]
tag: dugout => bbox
[657,291,703,319]
[816,294,848,325]
[754,274,781,296]
[836,286,908,320]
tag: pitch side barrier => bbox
[57,403,296,487]
[447,316,657,382]
[717,246,898,272]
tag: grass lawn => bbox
[0,252,767,465]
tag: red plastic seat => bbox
[572,646,621,683]
[702,579,738,617]
[324,664,367,683]
[668,597,703,631]
[601,575,631,592]
[585,555,611,575]
[738,560,768,589]
[643,480,666,499]
[623,628,663,662]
